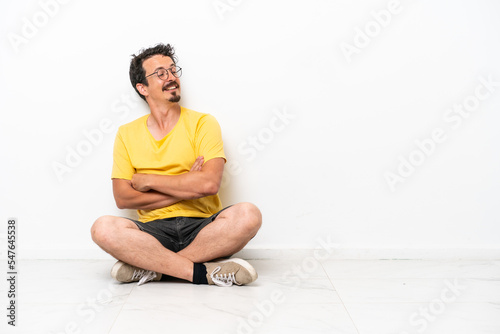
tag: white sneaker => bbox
[204,258,258,287]
[111,261,162,286]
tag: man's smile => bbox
[163,82,179,91]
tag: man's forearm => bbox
[131,157,224,200]
[122,190,181,210]
[113,179,181,210]
[146,172,218,200]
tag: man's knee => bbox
[91,215,134,247]
[235,202,262,236]
[91,215,113,245]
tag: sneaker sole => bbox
[111,261,162,283]
[213,258,258,283]
[110,261,127,281]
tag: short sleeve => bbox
[111,129,135,180]
[195,114,226,163]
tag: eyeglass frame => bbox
[145,65,182,81]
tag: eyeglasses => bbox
[146,66,182,81]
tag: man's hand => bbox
[131,156,205,192]
[131,173,151,192]
[190,156,204,172]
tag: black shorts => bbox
[126,206,230,252]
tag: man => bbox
[91,43,262,286]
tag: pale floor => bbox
[1,259,500,334]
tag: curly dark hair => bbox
[129,43,178,101]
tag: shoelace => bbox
[132,269,157,286]
[210,266,238,287]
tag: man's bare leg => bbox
[91,202,262,281]
[177,202,262,263]
[91,216,194,281]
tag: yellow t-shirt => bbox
[111,107,226,222]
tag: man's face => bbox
[140,55,181,104]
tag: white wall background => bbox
[1,0,499,259]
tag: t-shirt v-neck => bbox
[145,108,183,147]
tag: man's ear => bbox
[136,83,148,98]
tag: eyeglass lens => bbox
[158,67,181,79]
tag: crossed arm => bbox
[112,156,225,210]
